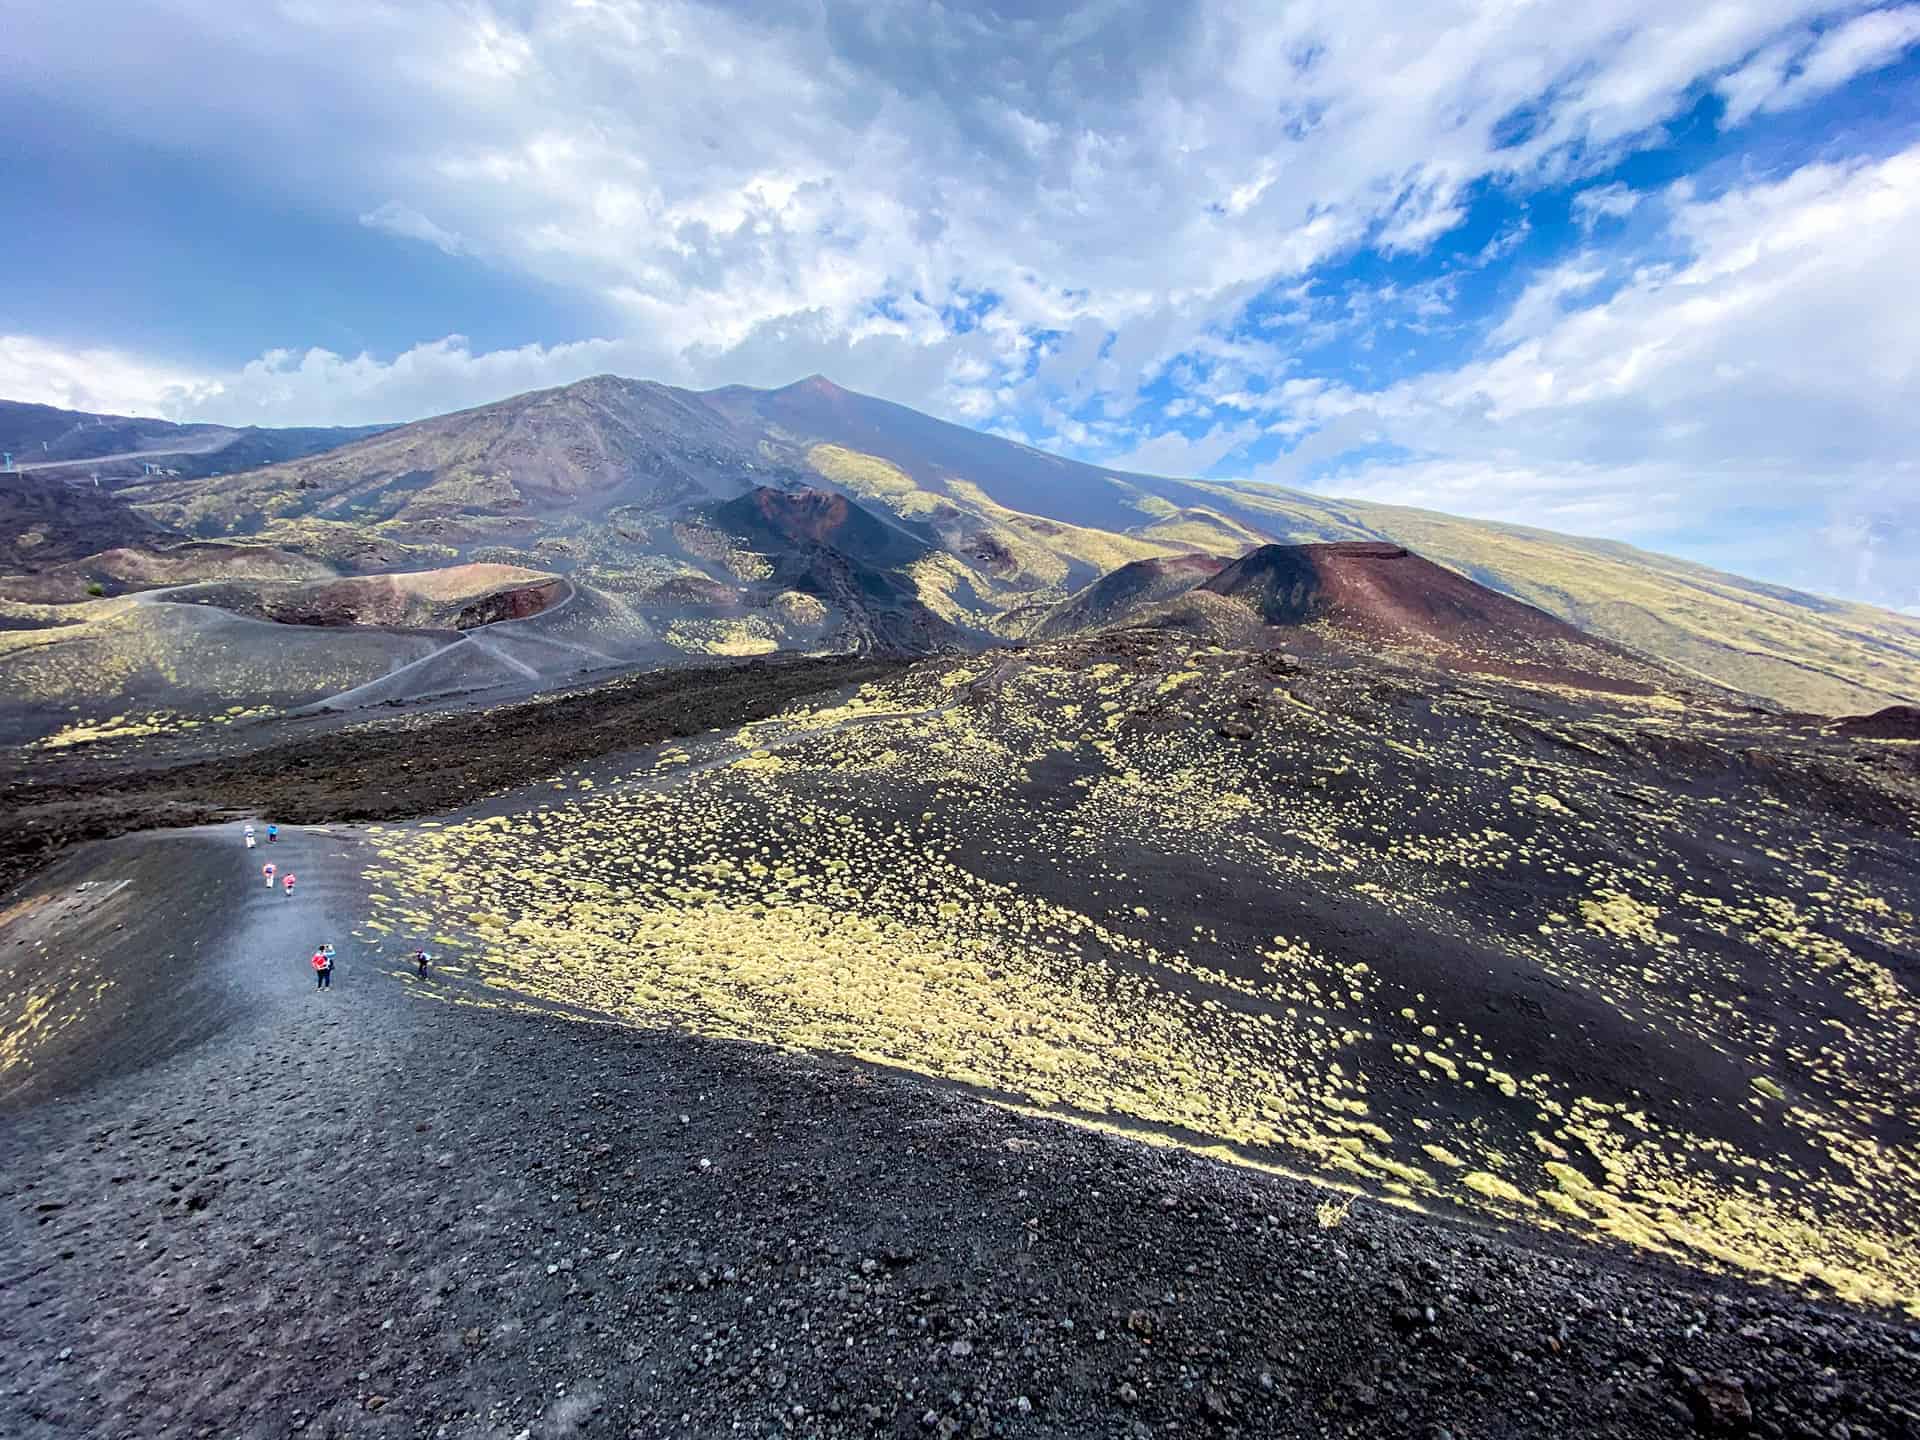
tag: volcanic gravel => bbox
[0,653,907,896]
[3,829,1919,1440]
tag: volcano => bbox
[1035,541,1679,696]
[7,376,1919,721]
[1202,542,1602,643]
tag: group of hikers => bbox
[242,821,431,990]
[247,823,295,895]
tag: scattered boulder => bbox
[1689,1374,1754,1434]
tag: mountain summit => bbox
[4,375,1918,724]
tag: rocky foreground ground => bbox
[3,823,1918,1440]
[7,639,1920,1440]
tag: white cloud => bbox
[1718,6,1920,124]
[0,334,225,418]
[1485,261,1610,349]
[359,201,468,256]
[6,0,1886,427]
[1275,144,1920,609]
[1101,421,1264,479]
[1572,183,1641,230]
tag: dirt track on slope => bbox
[0,654,907,897]
[4,828,1919,1440]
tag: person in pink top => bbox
[283,872,296,896]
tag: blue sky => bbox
[4,1,1918,610]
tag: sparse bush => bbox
[85,582,106,597]
[1316,1195,1354,1229]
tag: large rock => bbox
[1689,1374,1753,1434]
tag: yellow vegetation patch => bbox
[1462,1171,1537,1208]
[663,617,781,656]
[1580,889,1666,946]
[357,652,1920,1317]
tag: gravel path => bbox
[3,828,1918,1440]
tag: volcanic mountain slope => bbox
[1,541,339,604]
[706,375,1920,714]
[1192,486,1920,717]
[0,560,588,749]
[1838,704,1920,740]
[7,817,1917,1439]
[4,610,1919,1434]
[0,397,385,481]
[337,623,1920,1320]
[117,374,783,554]
[6,604,1915,1327]
[710,484,931,572]
[0,471,175,570]
[1027,552,1231,639]
[155,563,566,631]
[1036,541,1684,697]
[0,476,960,744]
[9,373,1920,715]
[0,590,446,749]
[705,488,962,653]
[109,376,1207,629]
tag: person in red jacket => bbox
[283,872,296,896]
[312,947,332,989]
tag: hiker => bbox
[312,947,332,989]
[244,824,256,850]
[263,862,276,888]
[267,823,279,843]
[283,872,297,896]
[414,947,431,977]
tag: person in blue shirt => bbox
[266,823,279,843]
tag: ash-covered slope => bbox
[8,823,1917,1440]
[0,471,176,568]
[99,375,1264,640]
[1028,552,1231,639]
[156,563,565,631]
[12,371,1918,711]
[710,485,933,573]
[0,477,963,745]
[0,397,385,481]
[5,604,1920,1435]
[709,373,1158,533]
[340,628,1920,1320]
[121,373,775,543]
[703,486,964,656]
[1836,704,1920,740]
[1037,541,1682,696]
[708,380,1920,713]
